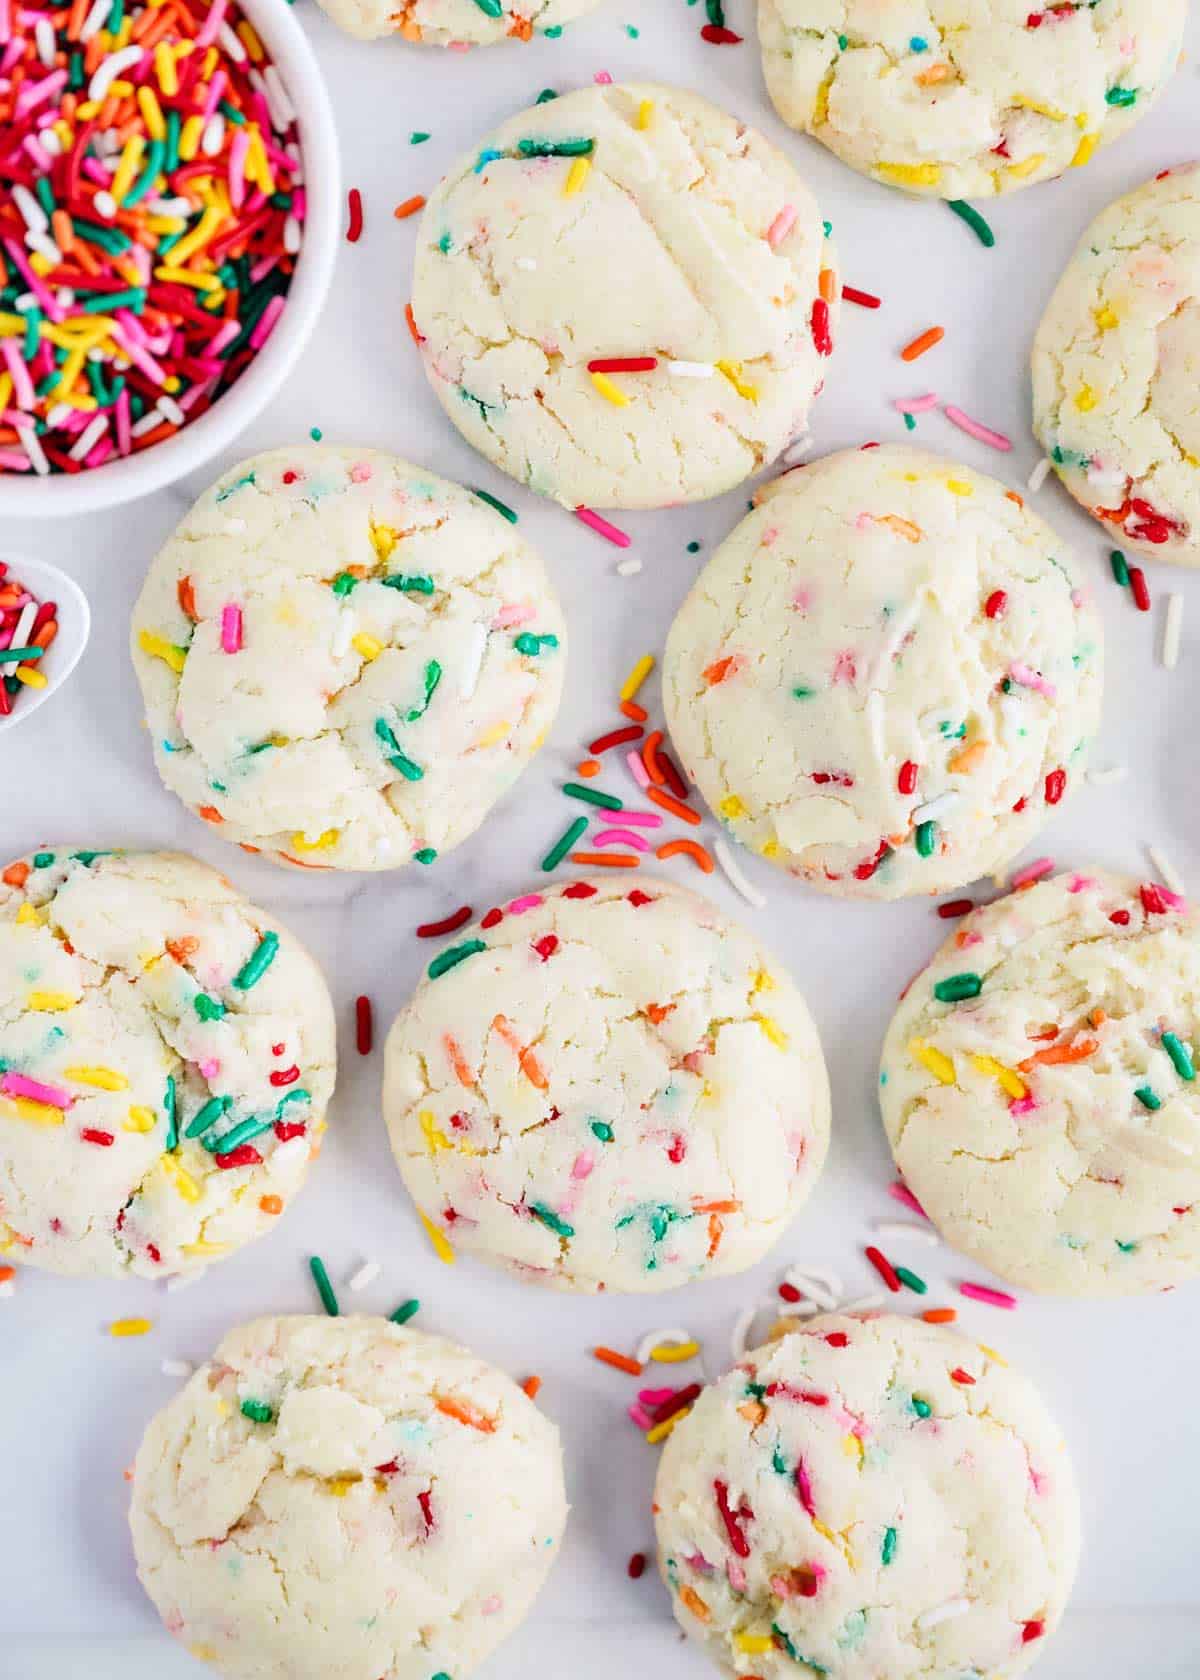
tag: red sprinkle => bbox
[779,1281,802,1303]
[481,907,504,929]
[653,1383,702,1426]
[589,724,644,755]
[587,357,657,373]
[700,22,743,41]
[1022,1621,1045,1644]
[627,889,654,907]
[417,905,474,939]
[1140,883,1173,915]
[215,1144,264,1169]
[1129,567,1151,612]
[346,187,365,243]
[984,590,1008,619]
[274,1120,307,1142]
[1109,908,1131,926]
[1044,768,1066,805]
[824,1332,848,1348]
[841,285,881,309]
[533,935,559,961]
[80,1128,114,1147]
[714,1479,753,1557]
[355,995,373,1056]
[628,1552,647,1580]
[563,882,598,899]
[949,1367,976,1386]
[937,899,974,919]
[269,1066,300,1087]
[810,296,833,357]
[897,760,919,796]
[656,748,690,803]
[865,1245,902,1292]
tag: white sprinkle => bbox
[149,196,194,218]
[730,1300,770,1363]
[201,115,226,158]
[458,622,488,699]
[39,130,63,158]
[666,359,715,378]
[130,408,163,439]
[917,1598,971,1631]
[45,402,72,429]
[776,1300,819,1320]
[92,190,117,221]
[88,43,143,103]
[57,289,76,310]
[14,184,49,236]
[160,1358,193,1379]
[166,1268,206,1292]
[1027,456,1052,493]
[636,1327,697,1365]
[263,65,297,129]
[348,1259,381,1293]
[515,256,537,271]
[1162,592,1184,670]
[35,15,56,62]
[80,0,113,39]
[156,395,186,427]
[332,608,355,660]
[284,214,302,255]
[1087,764,1128,787]
[13,292,35,312]
[11,601,37,648]
[616,557,642,576]
[840,1292,890,1314]
[779,432,813,469]
[26,231,61,267]
[68,414,109,461]
[912,791,961,827]
[873,1220,940,1247]
[714,836,767,910]
[19,426,49,477]
[217,20,248,61]
[1147,844,1184,896]
[785,1267,841,1310]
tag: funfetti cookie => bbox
[662,444,1103,900]
[314,0,602,43]
[383,876,830,1290]
[1032,163,1200,564]
[130,1315,567,1680]
[410,83,839,511]
[130,447,565,871]
[759,0,1187,199]
[654,1312,1081,1680]
[0,849,335,1277]
[880,869,1200,1296]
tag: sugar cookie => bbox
[315,0,601,44]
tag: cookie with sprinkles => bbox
[0,849,335,1277]
[1032,163,1200,564]
[129,1314,567,1680]
[758,0,1187,199]
[410,82,839,510]
[881,869,1200,1296]
[662,444,1103,900]
[314,0,603,46]
[382,876,830,1290]
[129,445,565,870]
[654,1312,1080,1680]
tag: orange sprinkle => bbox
[900,326,945,362]
[2,861,30,888]
[197,805,224,824]
[648,787,701,826]
[620,698,648,723]
[818,266,836,302]
[642,729,666,785]
[522,1375,542,1400]
[878,514,923,542]
[394,195,427,220]
[519,1046,548,1091]
[0,1264,14,1283]
[51,209,74,255]
[571,850,640,868]
[576,758,602,778]
[916,61,951,85]
[443,1033,476,1089]
[947,740,988,775]
[1020,1037,1098,1071]
[679,1585,711,1623]
[405,301,424,345]
[644,1002,676,1025]
[593,1345,643,1376]
[166,936,199,964]
[922,1308,957,1324]
[32,620,58,652]
[1005,490,1025,509]
[693,1199,741,1214]
[258,1194,283,1215]
[507,12,533,37]
[702,655,740,686]
[1089,1008,1107,1029]
[707,1213,724,1258]
[657,838,714,873]
[66,0,87,39]
[435,1394,497,1433]
[178,575,198,619]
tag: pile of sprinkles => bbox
[0,558,58,714]
[0,0,304,476]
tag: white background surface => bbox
[4,4,1200,1676]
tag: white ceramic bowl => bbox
[0,554,91,736]
[0,0,340,520]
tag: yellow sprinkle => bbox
[236,17,265,59]
[3,1095,67,1127]
[720,795,746,820]
[1094,306,1119,331]
[877,162,942,187]
[370,521,398,562]
[110,134,145,205]
[163,1159,201,1203]
[124,1107,157,1133]
[945,480,973,496]
[590,371,629,407]
[66,1066,128,1091]
[138,629,188,673]
[152,266,220,292]
[649,1340,700,1364]
[813,73,833,127]
[637,98,654,130]
[15,902,43,926]
[969,1053,1027,1100]
[715,359,759,402]
[29,252,54,277]
[352,632,383,661]
[179,114,205,161]
[109,1318,152,1338]
[619,653,654,702]
[563,156,590,197]
[181,1238,229,1257]
[646,1404,692,1445]
[755,1014,790,1051]
[187,1646,219,1664]
[145,215,187,235]
[137,84,165,140]
[154,39,179,96]
[420,1109,453,1154]
[813,1516,856,1567]
[947,740,988,775]
[842,1432,865,1465]
[752,969,775,993]
[735,1636,775,1655]
[27,990,77,1012]
[51,389,98,412]
[166,204,225,269]
[1071,132,1099,168]
[1005,153,1046,180]
[291,828,339,852]
[473,720,512,750]
[327,1475,361,1498]
[761,839,781,860]
[910,1038,955,1085]
[1013,95,1064,121]
[978,1342,1008,1366]
[1074,385,1097,412]
[420,1209,456,1265]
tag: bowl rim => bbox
[0,0,342,521]
[0,551,92,734]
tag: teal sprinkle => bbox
[164,1075,178,1152]
[473,150,503,175]
[473,487,518,523]
[792,685,817,699]
[375,718,424,782]
[1116,1239,1138,1254]
[1105,86,1138,106]
[331,572,358,596]
[206,1115,274,1155]
[893,1265,927,1295]
[881,1526,897,1565]
[910,1396,932,1419]
[437,232,453,253]
[71,851,108,865]
[626,22,639,34]
[837,32,848,48]
[514,632,559,656]
[915,821,937,857]
[836,1610,868,1652]
[543,22,562,34]
[123,139,165,209]
[517,137,594,157]
[772,1446,789,1475]
[686,541,701,553]
[910,34,928,50]
[1162,1031,1195,1082]
[233,932,279,991]
[185,1095,231,1140]
[536,88,558,103]
[471,0,503,16]
[390,1298,421,1324]
[275,1088,310,1116]
[590,1120,614,1142]
[382,573,436,594]
[530,1203,575,1239]
[240,1398,273,1423]
[406,660,442,721]
[218,98,246,126]
[903,412,916,431]
[414,848,438,865]
[771,1626,827,1674]
[310,427,323,441]
[933,973,982,1003]
[1135,1085,1161,1111]
[428,939,486,980]
[194,993,226,1022]
[823,220,832,236]
[458,386,497,422]
[217,472,256,503]
[22,307,40,360]
[410,131,431,144]
[32,853,54,869]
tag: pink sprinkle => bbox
[228,127,250,210]
[507,893,544,915]
[593,69,613,84]
[626,750,651,790]
[1008,661,1056,700]
[628,1402,653,1428]
[1010,857,1054,890]
[888,1181,929,1219]
[727,1560,747,1592]
[1,337,35,410]
[220,604,243,654]
[493,602,535,629]
[894,392,939,415]
[194,0,227,47]
[571,1152,594,1180]
[592,827,651,852]
[248,294,285,352]
[638,1387,676,1406]
[1,1071,72,1109]
[943,404,1012,453]
[612,808,662,829]
[1067,874,1099,894]
[794,1457,816,1516]
[349,462,373,483]
[959,1281,1019,1310]
[199,1059,220,1080]
[574,505,631,548]
[1147,882,1187,912]
[1009,1094,1038,1117]
[957,930,983,949]
[766,204,798,249]
[481,1595,503,1615]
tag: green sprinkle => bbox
[206,1115,273,1155]
[164,1075,178,1152]
[32,852,54,869]
[473,487,518,522]
[625,22,638,34]
[686,541,701,553]
[234,932,279,991]
[390,1298,421,1325]
[543,23,562,34]
[123,139,164,209]
[910,1396,932,1419]
[1105,86,1138,106]
[837,32,848,48]
[541,815,588,871]
[947,199,995,249]
[194,993,226,1022]
[309,1255,340,1316]
[903,412,917,431]
[705,0,724,23]
[21,306,42,362]
[375,718,424,781]
[531,1203,575,1238]
[437,230,453,253]
[310,426,323,441]
[564,782,622,811]
[517,137,595,157]
[218,98,246,126]
[792,685,816,699]
[1162,1032,1195,1081]
[915,821,937,858]
[165,108,181,173]
[933,973,982,1003]
[0,646,46,663]
[185,1095,231,1139]
[471,0,503,13]
[240,1398,273,1423]
[414,847,437,865]
[893,1265,927,1295]
[274,1088,310,1118]
[428,939,486,980]
[535,88,558,103]
[406,659,442,721]
[331,571,358,596]
[772,1446,789,1475]
[1135,1085,1161,1111]
[1116,1238,1138,1254]
[410,131,431,144]
[1110,549,1130,586]
[216,472,256,503]
[590,1120,614,1142]
[382,573,436,594]
[823,220,832,236]
[881,1526,898,1566]
[514,632,559,656]
[81,287,144,314]
[70,850,108,866]
[771,1626,827,1674]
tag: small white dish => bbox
[0,554,91,735]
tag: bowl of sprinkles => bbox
[0,0,340,515]
[0,551,90,731]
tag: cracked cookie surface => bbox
[130,446,565,871]
[1032,163,1200,564]
[0,849,335,1277]
[654,1312,1080,1680]
[880,869,1200,1295]
[759,0,1186,199]
[382,875,830,1291]
[410,82,838,510]
[129,1314,567,1680]
[314,0,602,44]
[662,444,1102,901]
